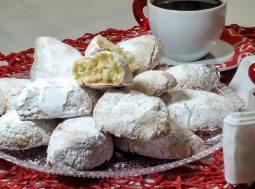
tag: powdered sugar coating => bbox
[47,117,113,171]
[131,70,177,96]
[115,120,205,159]
[85,35,109,57]
[0,111,58,150]
[15,78,100,120]
[0,78,32,113]
[161,89,235,131]
[94,90,170,140]
[0,78,31,96]
[0,90,7,115]
[166,64,220,91]
[30,36,82,80]
[118,35,163,72]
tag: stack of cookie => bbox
[0,34,238,171]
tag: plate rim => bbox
[0,136,222,178]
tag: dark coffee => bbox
[152,0,222,11]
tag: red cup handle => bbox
[248,63,255,84]
[133,0,150,30]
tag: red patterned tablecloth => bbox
[0,25,254,189]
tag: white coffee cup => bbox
[133,0,227,62]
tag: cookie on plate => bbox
[15,78,100,120]
[94,89,170,140]
[0,111,58,150]
[0,90,7,115]
[73,51,133,89]
[118,35,163,73]
[166,64,220,91]
[0,78,32,113]
[161,89,235,131]
[131,70,177,96]
[115,120,205,159]
[30,36,82,80]
[85,35,140,74]
[47,117,113,171]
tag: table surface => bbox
[0,0,255,54]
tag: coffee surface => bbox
[152,0,222,11]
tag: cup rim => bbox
[148,0,227,13]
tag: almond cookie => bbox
[115,120,205,159]
[166,64,220,91]
[30,36,82,80]
[47,117,113,171]
[15,78,100,120]
[0,78,32,113]
[161,89,235,131]
[131,70,177,96]
[85,35,139,74]
[94,90,170,140]
[0,111,58,150]
[73,51,133,89]
[0,90,7,115]
[118,35,163,72]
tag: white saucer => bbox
[160,28,255,72]
[161,40,235,67]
